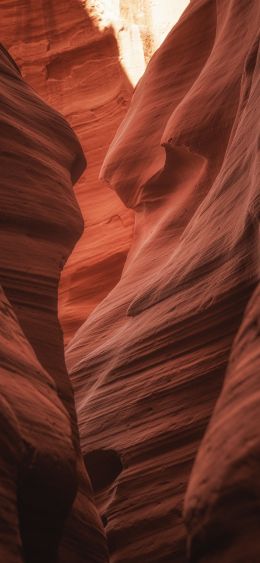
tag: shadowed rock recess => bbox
[0,0,259,563]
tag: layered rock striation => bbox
[0,45,107,562]
[67,1,260,561]
[1,0,134,344]
[2,0,188,344]
[1,0,259,561]
[0,285,76,563]
[184,31,260,561]
[184,285,260,563]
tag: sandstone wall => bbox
[2,0,134,343]
[67,1,260,560]
[185,283,260,563]
[0,43,108,562]
[2,0,187,343]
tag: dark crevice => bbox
[84,449,123,493]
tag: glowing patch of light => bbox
[85,0,189,86]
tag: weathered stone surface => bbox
[66,1,260,561]
[1,0,134,344]
[0,45,107,562]
[2,0,188,344]
[183,27,260,561]
[0,284,76,563]
[184,285,260,563]
[1,0,259,561]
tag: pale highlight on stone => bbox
[85,0,189,85]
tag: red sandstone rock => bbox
[183,33,260,561]
[1,0,134,344]
[0,41,85,414]
[66,1,260,561]
[184,285,260,563]
[183,37,260,555]
[2,0,187,345]
[0,285,76,563]
[0,45,107,562]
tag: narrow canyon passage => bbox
[0,1,260,562]
[68,1,260,561]
[2,0,188,346]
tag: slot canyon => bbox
[0,1,259,562]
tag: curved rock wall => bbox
[2,0,188,344]
[67,1,260,561]
[184,285,260,563]
[0,45,107,562]
[0,285,76,563]
[1,0,134,344]
[184,37,260,562]
[1,0,259,560]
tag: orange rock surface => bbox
[1,0,259,561]
[66,1,260,561]
[184,42,260,557]
[2,0,188,344]
[184,286,260,563]
[0,285,76,563]
[2,0,134,344]
[0,44,107,562]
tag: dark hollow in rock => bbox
[84,449,123,492]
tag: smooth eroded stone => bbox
[67,1,260,561]
[0,45,108,562]
[184,285,260,563]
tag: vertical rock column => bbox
[0,45,108,562]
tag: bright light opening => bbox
[85,1,189,86]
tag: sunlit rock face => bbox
[0,45,108,562]
[2,0,187,344]
[86,0,189,84]
[67,0,260,561]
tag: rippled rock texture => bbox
[67,1,260,561]
[2,0,188,344]
[0,45,107,562]
[1,0,134,343]
[184,284,260,563]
